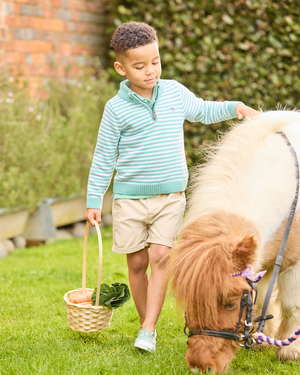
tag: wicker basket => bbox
[64,221,113,332]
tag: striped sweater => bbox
[87,79,242,209]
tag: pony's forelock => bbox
[167,212,258,328]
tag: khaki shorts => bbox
[112,192,186,254]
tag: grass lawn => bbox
[0,226,299,375]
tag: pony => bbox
[168,110,300,373]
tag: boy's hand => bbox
[85,208,101,227]
[235,104,259,120]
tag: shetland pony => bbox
[168,111,300,373]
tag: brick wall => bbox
[0,0,107,92]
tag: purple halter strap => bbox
[232,264,267,283]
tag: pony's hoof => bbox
[277,346,300,361]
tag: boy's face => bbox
[114,42,161,97]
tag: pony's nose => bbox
[207,368,211,373]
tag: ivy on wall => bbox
[105,0,300,166]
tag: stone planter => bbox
[0,207,29,240]
[23,201,57,243]
[48,192,112,226]
[23,194,85,242]
[0,193,113,246]
[47,194,86,227]
[23,193,112,242]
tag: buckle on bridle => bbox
[237,333,255,348]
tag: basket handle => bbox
[82,221,102,307]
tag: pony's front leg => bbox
[277,262,300,360]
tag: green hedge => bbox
[105,0,300,165]
[0,61,116,209]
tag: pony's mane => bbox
[167,212,258,328]
[184,110,300,229]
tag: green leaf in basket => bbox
[91,283,131,309]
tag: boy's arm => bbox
[176,81,251,124]
[86,102,121,213]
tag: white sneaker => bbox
[134,329,156,352]
[138,326,157,338]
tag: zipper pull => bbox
[152,109,157,120]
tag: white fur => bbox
[185,110,300,268]
[277,262,300,314]
[276,262,300,358]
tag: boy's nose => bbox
[146,66,155,75]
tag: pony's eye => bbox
[224,302,237,309]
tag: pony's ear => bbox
[232,236,257,271]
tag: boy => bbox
[85,21,258,352]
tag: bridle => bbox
[184,279,259,348]
[184,131,299,349]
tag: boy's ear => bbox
[114,62,126,76]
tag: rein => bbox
[256,132,299,332]
[184,131,299,348]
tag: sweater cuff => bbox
[227,101,244,118]
[86,197,103,210]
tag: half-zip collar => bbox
[118,79,164,120]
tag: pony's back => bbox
[184,110,300,250]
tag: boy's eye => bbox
[135,62,159,70]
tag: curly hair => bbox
[110,21,158,59]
